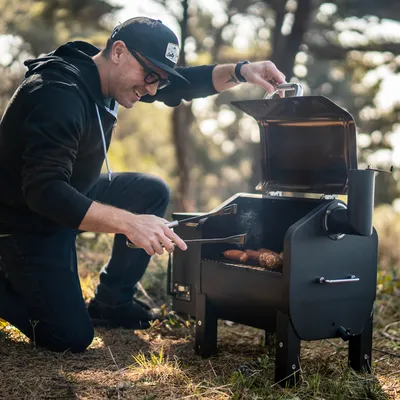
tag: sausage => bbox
[259,253,282,268]
[223,250,249,263]
[259,252,282,269]
[245,249,262,261]
[257,248,279,257]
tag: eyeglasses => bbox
[129,49,171,90]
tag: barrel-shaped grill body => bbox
[171,193,377,340]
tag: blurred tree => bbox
[0,0,116,55]
[0,0,118,113]
[268,0,312,79]
[302,1,400,205]
[2,0,400,213]
[160,0,400,209]
[168,0,197,211]
[150,0,315,211]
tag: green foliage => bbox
[133,346,166,368]
[107,102,175,184]
[2,0,400,209]
[146,0,400,209]
[303,2,400,203]
[0,0,116,55]
[228,354,389,400]
[0,0,117,115]
[374,204,400,281]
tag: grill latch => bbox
[172,283,191,301]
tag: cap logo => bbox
[165,43,179,64]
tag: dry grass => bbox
[0,230,399,399]
[0,313,399,399]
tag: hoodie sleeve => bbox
[140,64,218,107]
[21,84,93,228]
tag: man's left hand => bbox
[241,61,286,94]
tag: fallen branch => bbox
[380,331,400,342]
[383,320,400,332]
[136,281,158,309]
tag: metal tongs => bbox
[166,203,238,228]
[126,203,238,249]
[126,233,246,249]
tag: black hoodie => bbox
[0,41,217,234]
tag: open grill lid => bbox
[231,85,358,195]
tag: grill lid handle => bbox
[264,82,303,99]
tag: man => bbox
[0,17,286,352]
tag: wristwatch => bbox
[235,60,250,82]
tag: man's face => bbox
[109,41,169,108]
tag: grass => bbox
[0,233,399,399]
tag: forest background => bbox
[2,0,399,275]
[2,0,400,268]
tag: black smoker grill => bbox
[167,84,379,386]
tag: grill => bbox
[167,84,380,386]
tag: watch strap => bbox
[235,60,250,82]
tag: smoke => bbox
[237,210,262,249]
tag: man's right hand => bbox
[124,214,187,256]
[79,202,187,256]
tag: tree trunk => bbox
[270,0,312,79]
[171,103,196,211]
[171,0,196,211]
[250,0,312,190]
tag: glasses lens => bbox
[144,73,170,90]
[144,72,161,84]
[130,49,170,90]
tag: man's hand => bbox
[124,214,187,256]
[79,202,187,256]
[240,61,286,94]
[212,61,286,94]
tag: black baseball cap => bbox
[110,17,189,84]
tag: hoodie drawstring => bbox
[95,103,113,182]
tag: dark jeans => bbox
[0,173,170,352]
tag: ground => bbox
[0,318,399,399]
[0,235,399,399]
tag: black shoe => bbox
[88,298,159,330]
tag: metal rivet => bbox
[292,364,296,370]
[279,342,283,348]
[327,210,331,214]
[198,320,202,326]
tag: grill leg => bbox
[265,330,275,346]
[348,314,373,373]
[195,293,217,357]
[275,311,301,387]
